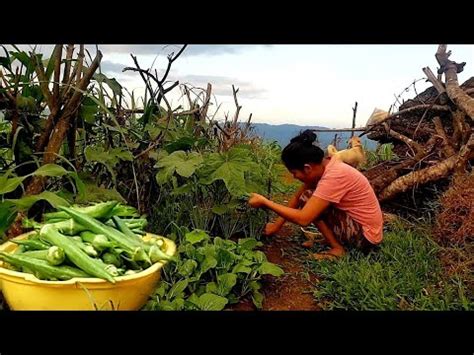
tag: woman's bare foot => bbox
[302,240,314,248]
[311,247,346,260]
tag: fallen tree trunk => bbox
[363,45,474,207]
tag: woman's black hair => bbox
[281,129,324,170]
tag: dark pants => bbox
[299,190,377,253]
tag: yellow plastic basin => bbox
[0,232,176,310]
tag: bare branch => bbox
[52,44,63,106]
[61,44,75,94]
[422,66,446,94]
[351,101,358,138]
[435,44,474,120]
[232,85,242,125]
[383,123,423,156]
[433,116,456,157]
[199,83,212,121]
[31,52,54,110]
[159,45,187,85]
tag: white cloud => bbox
[173,74,266,99]
[98,45,269,57]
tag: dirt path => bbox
[261,224,320,310]
[232,223,320,311]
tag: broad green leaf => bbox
[22,85,43,104]
[72,182,126,204]
[104,77,123,98]
[170,297,185,310]
[213,237,236,250]
[158,300,175,311]
[217,273,237,296]
[44,46,64,80]
[249,280,261,292]
[227,294,240,304]
[164,136,196,153]
[185,230,209,245]
[110,147,133,162]
[240,257,255,267]
[155,151,203,185]
[198,147,259,196]
[232,263,252,274]
[144,123,162,140]
[85,145,132,167]
[154,282,168,298]
[258,262,285,277]
[216,248,235,270]
[93,72,123,97]
[85,146,115,176]
[148,150,161,161]
[200,256,217,274]
[7,191,70,211]
[253,250,267,263]
[79,97,99,124]
[197,245,216,259]
[197,293,228,311]
[205,282,218,294]
[10,51,36,74]
[0,56,11,70]
[85,146,132,183]
[187,293,200,307]
[16,95,36,110]
[33,164,68,177]
[178,259,198,277]
[252,289,264,309]
[169,279,189,300]
[238,238,262,250]
[0,175,26,195]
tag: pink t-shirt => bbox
[313,158,383,244]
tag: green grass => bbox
[307,222,473,310]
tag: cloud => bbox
[99,45,270,57]
[99,60,137,77]
[174,74,266,99]
[100,60,126,73]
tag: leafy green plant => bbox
[144,229,284,310]
[362,143,398,169]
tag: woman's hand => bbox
[263,222,282,236]
[248,193,268,208]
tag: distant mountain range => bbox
[248,123,377,150]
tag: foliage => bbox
[363,143,398,169]
[143,229,284,310]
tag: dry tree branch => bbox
[436,44,474,120]
[383,123,423,156]
[412,93,442,138]
[433,116,456,157]
[52,44,63,106]
[232,85,242,125]
[422,66,446,95]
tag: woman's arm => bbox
[270,184,309,228]
[249,193,330,227]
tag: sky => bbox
[6,44,474,128]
